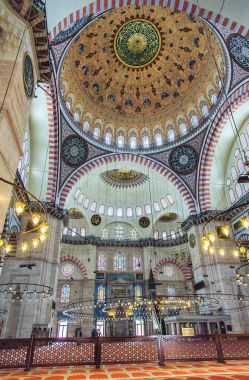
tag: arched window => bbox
[130,136,137,149]
[134,284,143,299]
[93,127,100,139]
[200,100,209,116]
[178,228,184,237]
[117,208,123,217]
[83,198,90,209]
[210,92,217,104]
[142,135,150,148]
[77,193,84,205]
[114,252,126,271]
[71,227,77,237]
[117,134,124,147]
[155,133,163,146]
[167,129,175,142]
[240,134,247,150]
[162,231,167,240]
[226,178,231,186]
[61,284,70,303]
[145,204,151,215]
[238,159,245,173]
[166,194,174,205]
[171,230,176,239]
[153,202,160,212]
[18,130,29,186]
[90,201,97,212]
[107,206,114,216]
[190,113,199,128]
[179,123,187,136]
[98,254,106,270]
[105,132,112,145]
[97,285,105,301]
[83,120,89,131]
[126,207,133,217]
[74,188,81,199]
[154,230,159,239]
[229,189,235,204]
[133,255,142,270]
[99,204,105,215]
[80,227,86,237]
[234,149,240,158]
[231,166,237,181]
[73,112,80,122]
[115,224,124,239]
[160,198,167,209]
[236,183,243,198]
[63,227,68,235]
[102,228,109,239]
[136,206,142,217]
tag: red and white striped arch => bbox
[58,153,197,214]
[43,82,59,203]
[153,256,193,280]
[198,81,249,211]
[61,255,88,279]
[50,0,249,42]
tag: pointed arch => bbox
[153,256,192,280]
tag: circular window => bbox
[61,262,74,277]
[163,264,175,278]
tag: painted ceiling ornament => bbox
[23,54,34,98]
[139,216,150,228]
[60,5,225,152]
[91,214,101,226]
[100,168,148,188]
[159,213,177,222]
[169,145,198,175]
[62,135,88,167]
[228,34,249,71]
[113,18,162,69]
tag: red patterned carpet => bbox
[0,361,249,379]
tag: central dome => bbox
[60,6,226,151]
[114,19,161,68]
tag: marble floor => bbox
[0,361,249,380]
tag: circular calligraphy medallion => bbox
[139,216,150,228]
[163,264,175,277]
[91,214,101,225]
[23,54,34,97]
[169,145,198,175]
[114,19,161,68]
[62,135,88,167]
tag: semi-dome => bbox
[60,5,226,151]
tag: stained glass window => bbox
[80,227,86,237]
[61,284,70,303]
[102,228,109,239]
[131,229,138,240]
[115,225,124,240]
[97,285,105,301]
[135,285,143,299]
[98,254,106,270]
[114,252,126,271]
[133,255,142,270]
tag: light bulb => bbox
[40,222,49,234]
[202,237,210,251]
[5,244,11,253]
[0,239,4,247]
[208,245,215,255]
[218,248,225,256]
[21,242,28,252]
[40,233,47,242]
[241,217,249,229]
[240,246,246,254]
[221,225,230,237]
[32,214,41,226]
[32,238,39,248]
[233,249,239,258]
[208,232,216,243]
[15,202,26,215]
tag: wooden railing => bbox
[0,334,249,370]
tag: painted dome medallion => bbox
[60,5,226,151]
